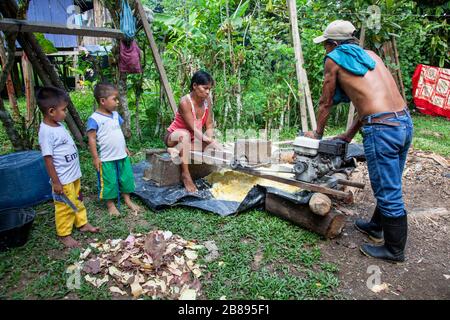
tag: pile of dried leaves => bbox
[73,230,205,300]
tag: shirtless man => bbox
[304,20,414,263]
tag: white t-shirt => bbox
[87,111,127,162]
[38,122,82,185]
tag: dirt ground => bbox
[320,149,450,300]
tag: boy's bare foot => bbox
[181,172,198,193]
[107,202,120,216]
[59,235,80,248]
[126,201,142,215]
[79,223,100,233]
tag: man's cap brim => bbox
[313,35,327,44]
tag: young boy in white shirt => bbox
[87,83,142,216]
[37,87,99,248]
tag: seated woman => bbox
[164,70,220,192]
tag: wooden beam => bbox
[0,18,124,39]
[235,167,352,200]
[135,0,177,115]
[287,0,308,132]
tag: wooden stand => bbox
[144,150,217,186]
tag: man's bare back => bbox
[337,50,405,117]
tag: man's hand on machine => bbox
[304,130,323,139]
[332,133,352,143]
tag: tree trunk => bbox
[0,99,26,151]
[22,53,36,126]
[222,59,232,130]
[118,72,132,139]
[235,67,243,125]
[155,80,164,137]
[0,34,20,119]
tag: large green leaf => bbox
[232,0,250,19]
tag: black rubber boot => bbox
[360,214,408,263]
[354,206,383,243]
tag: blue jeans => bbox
[361,109,414,218]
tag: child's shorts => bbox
[98,157,135,200]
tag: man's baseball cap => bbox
[313,20,356,44]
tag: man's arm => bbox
[304,58,339,139]
[334,118,362,142]
[43,156,63,195]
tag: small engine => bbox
[292,136,348,183]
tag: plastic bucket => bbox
[0,208,36,251]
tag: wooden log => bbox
[265,192,345,238]
[309,192,332,216]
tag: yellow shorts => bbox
[54,179,88,237]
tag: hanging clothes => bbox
[119,40,142,74]
[120,0,137,40]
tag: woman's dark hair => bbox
[190,70,214,91]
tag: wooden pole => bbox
[288,1,317,130]
[135,0,177,115]
[21,52,35,125]
[287,0,308,132]
[391,36,407,102]
[346,26,365,131]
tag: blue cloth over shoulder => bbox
[325,44,376,105]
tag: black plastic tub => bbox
[0,208,35,252]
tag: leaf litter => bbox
[76,230,205,300]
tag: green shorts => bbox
[98,157,135,200]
